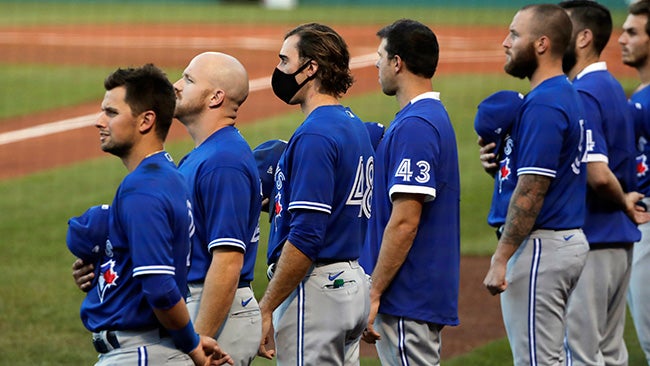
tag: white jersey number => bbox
[395,158,431,183]
[186,199,195,267]
[346,156,374,218]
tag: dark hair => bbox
[629,0,650,37]
[377,18,439,78]
[104,64,175,141]
[559,0,612,54]
[522,3,573,57]
[285,23,353,97]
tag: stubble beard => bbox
[623,50,648,69]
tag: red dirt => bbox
[0,22,634,360]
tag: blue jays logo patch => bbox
[98,259,119,302]
[638,155,648,177]
[498,157,512,193]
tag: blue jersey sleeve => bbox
[121,192,177,278]
[580,92,608,163]
[516,104,566,178]
[387,117,439,201]
[287,133,336,214]
[198,167,252,253]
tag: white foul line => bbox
[0,48,502,146]
[0,53,378,146]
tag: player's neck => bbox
[637,63,650,89]
[301,92,339,116]
[396,76,433,109]
[122,141,165,172]
[567,53,601,80]
[529,60,564,90]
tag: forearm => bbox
[370,221,417,296]
[370,194,423,298]
[494,174,550,263]
[153,298,192,330]
[587,162,627,208]
[259,241,312,314]
[195,250,243,336]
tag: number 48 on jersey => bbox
[346,156,374,218]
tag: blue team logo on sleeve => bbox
[638,154,648,177]
[98,259,119,302]
[498,157,512,193]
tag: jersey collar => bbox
[409,91,441,105]
[575,61,607,80]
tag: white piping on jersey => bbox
[133,265,175,277]
[389,184,436,203]
[586,153,609,164]
[207,238,246,252]
[409,91,441,104]
[575,61,607,80]
[517,167,556,178]
[528,238,542,366]
[288,201,332,214]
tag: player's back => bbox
[267,105,374,263]
[574,67,639,244]
[178,125,261,284]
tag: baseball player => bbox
[483,5,590,365]
[559,2,648,365]
[359,19,460,366]
[77,64,231,366]
[257,23,374,365]
[173,52,262,366]
[475,90,524,239]
[620,1,650,363]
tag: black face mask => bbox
[271,60,314,104]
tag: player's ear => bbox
[208,89,225,109]
[576,29,592,50]
[535,36,550,54]
[138,110,156,133]
[393,54,403,73]
[305,59,318,78]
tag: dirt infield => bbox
[0,22,635,360]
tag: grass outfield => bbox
[0,1,646,365]
[1,74,647,365]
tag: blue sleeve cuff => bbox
[288,210,329,260]
[141,275,182,310]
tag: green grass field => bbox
[0,2,646,365]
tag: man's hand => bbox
[361,288,381,344]
[189,335,234,366]
[483,255,508,296]
[72,258,94,292]
[257,309,275,360]
[478,137,498,176]
[624,192,650,225]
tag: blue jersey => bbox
[80,152,192,332]
[361,93,460,326]
[574,63,640,244]
[267,105,374,264]
[178,126,262,284]
[511,75,587,230]
[631,86,650,196]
